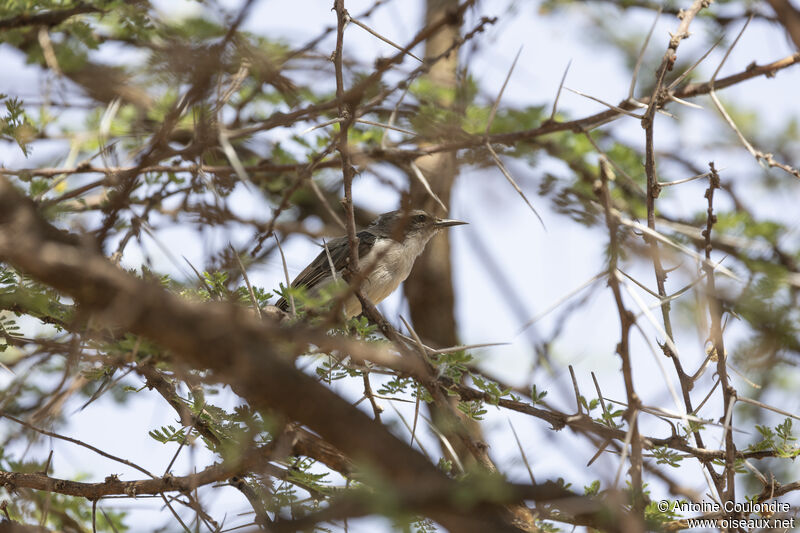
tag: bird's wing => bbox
[276,230,376,311]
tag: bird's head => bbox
[370,209,467,244]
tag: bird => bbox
[275,209,467,318]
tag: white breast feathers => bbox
[341,231,435,317]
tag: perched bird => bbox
[276,209,467,318]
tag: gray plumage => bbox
[276,209,466,317]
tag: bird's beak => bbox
[434,218,468,228]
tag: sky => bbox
[1,0,800,531]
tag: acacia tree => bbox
[1,0,799,532]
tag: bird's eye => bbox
[413,214,426,223]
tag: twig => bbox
[361,368,383,421]
[596,157,643,516]
[381,83,412,149]
[409,161,448,213]
[693,378,720,415]
[590,373,608,424]
[568,365,583,415]
[618,276,683,367]
[230,244,261,319]
[709,18,800,180]
[161,492,192,533]
[0,411,155,479]
[301,117,344,135]
[564,87,644,119]
[355,118,416,135]
[100,507,121,533]
[618,269,662,299]
[485,142,545,228]
[630,320,689,430]
[333,0,361,287]
[612,410,637,489]
[667,36,723,91]
[658,170,714,187]
[430,342,508,355]
[163,403,205,476]
[614,213,741,281]
[628,8,661,99]
[323,239,339,282]
[421,415,465,474]
[518,271,604,332]
[218,127,253,189]
[37,27,62,76]
[486,46,522,135]
[347,15,423,62]
[703,162,737,505]
[507,419,536,485]
[387,402,432,461]
[274,234,295,316]
[667,94,703,109]
[736,396,800,422]
[549,60,571,121]
[308,179,347,230]
[0,3,101,30]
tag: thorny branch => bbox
[595,159,644,523]
[702,162,737,509]
[639,0,728,499]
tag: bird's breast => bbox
[360,236,426,303]
[337,232,433,318]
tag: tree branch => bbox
[0,3,100,30]
[0,177,521,533]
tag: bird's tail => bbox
[274,296,289,311]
